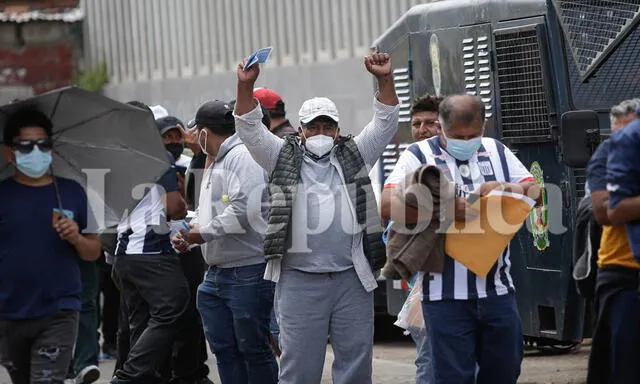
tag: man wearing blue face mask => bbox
[382,94,540,384]
[0,108,102,384]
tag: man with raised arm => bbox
[233,53,399,384]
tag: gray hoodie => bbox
[195,133,268,267]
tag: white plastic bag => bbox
[394,273,425,332]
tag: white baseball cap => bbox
[150,105,169,119]
[298,97,339,124]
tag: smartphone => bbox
[52,208,74,228]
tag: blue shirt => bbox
[607,119,640,262]
[586,139,611,192]
[0,177,89,320]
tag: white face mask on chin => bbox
[303,133,336,159]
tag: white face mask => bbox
[303,133,335,158]
[198,129,210,156]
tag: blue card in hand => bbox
[243,46,273,70]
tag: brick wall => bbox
[0,0,80,12]
[0,21,80,96]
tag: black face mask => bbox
[166,143,184,161]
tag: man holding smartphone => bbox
[0,108,102,384]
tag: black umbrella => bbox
[0,86,171,229]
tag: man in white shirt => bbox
[400,93,443,384]
[233,53,400,384]
[381,95,539,384]
[155,115,212,384]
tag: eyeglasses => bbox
[12,139,53,154]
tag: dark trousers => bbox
[112,254,189,384]
[70,260,100,376]
[604,289,640,383]
[0,310,79,384]
[422,293,523,384]
[170,248,210,382]
[99,257,120,352]
[113,250,210,383]
[114,293,130,374]
[110,263,130,374]
[197,263,278,384]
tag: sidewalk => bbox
[0,342,589,384]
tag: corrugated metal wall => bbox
[82,0,427,84]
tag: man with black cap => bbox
[156,115,192,171]
[175,100,278,384]
[156,115,191,211]
[155,115,212,384]
[0,108,102,383]
[110,115,190,383]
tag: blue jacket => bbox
[606,117,640,262]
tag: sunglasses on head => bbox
[12,138,53,154]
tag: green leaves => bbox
[75,62,108,93]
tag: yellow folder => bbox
[444,190,536,278]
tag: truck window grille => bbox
[552,0,640,80]
[494,28,551,140]
[573,168,587,200]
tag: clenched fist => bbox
[364,53,392,78]
[237,59,260,84]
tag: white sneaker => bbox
[74,365,101,384]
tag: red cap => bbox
[253,88,283,110]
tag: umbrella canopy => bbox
[0,86,171,229]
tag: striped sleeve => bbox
[503,145,534,183]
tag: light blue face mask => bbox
[15,146,52,179]
[441,128,483,161]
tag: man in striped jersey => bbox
[111,149,190,384]
[381,94,540,384]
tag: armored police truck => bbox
[373,0,640,347]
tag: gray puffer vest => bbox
[264,135,386,272]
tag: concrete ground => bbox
[0,338,589,384]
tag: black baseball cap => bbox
[156,116,185,136]
[187,100,234,132]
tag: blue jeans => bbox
[196,263,278,384]
[409,326,434,384]
[422,294,523,384]
[269,309,279,345]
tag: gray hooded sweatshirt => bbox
[195,133,268,268]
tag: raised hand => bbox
[237,59,260,84]
[364,53,392,78]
